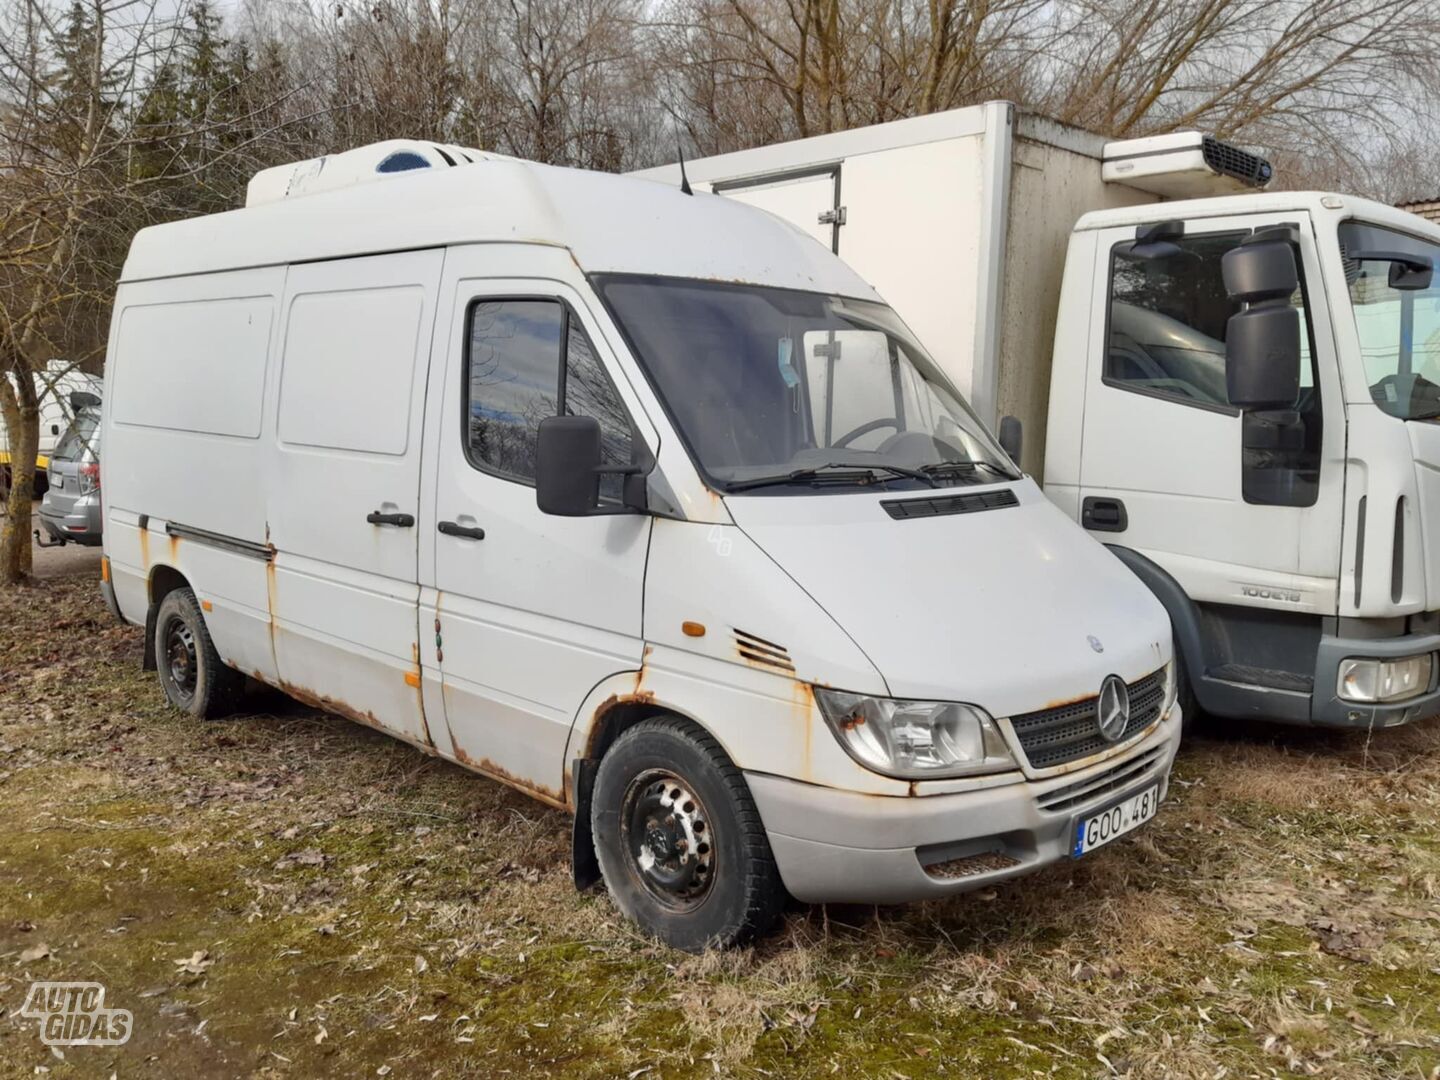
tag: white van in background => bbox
[101,141,1181,949]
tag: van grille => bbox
[881,488,1018,520]
[733,629,794,673]
[1009,670,1165,770]
[1036,745,1166,814]
[1201,136,1272,188]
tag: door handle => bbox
[438,520,485,541]
[367,511,415,527]
[1081,496,1128,533]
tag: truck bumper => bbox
[746,711,1182,905]
[1310,628,1440,728]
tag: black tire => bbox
[591,716,785,951]
[153,588,243,719]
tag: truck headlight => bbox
[1337,654,1433,703]
[814,689,1017,779]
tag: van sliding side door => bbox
[265,249,444,748]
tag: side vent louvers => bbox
[881,488,1019,520]
[734,629,795,673]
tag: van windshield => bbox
[594,275,1017,493]
[1338,221,1440,420]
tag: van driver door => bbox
[423,256,654,803]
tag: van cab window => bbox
[465,298,632,496]
[594,275,1015,494]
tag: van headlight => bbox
[1161,657,1178,719]
[814,689,1017,779]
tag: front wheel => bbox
[153,588,243,718]
[591,717,785,951]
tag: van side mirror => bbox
[998,415,1023,466]
[536,415,603,516]
[1222,239,1300,410]
[69,390,101,411]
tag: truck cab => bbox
[1046,194,1440,728]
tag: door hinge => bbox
[818,206,847,227]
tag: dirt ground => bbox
[2,566,1439,1078]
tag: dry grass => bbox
[2,568,1439,1077]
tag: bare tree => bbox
[0,0,299,583]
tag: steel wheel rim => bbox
[164,617,198,699]
[620,769,715,911]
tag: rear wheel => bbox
[592,717,785,951]
[154,588,243,718]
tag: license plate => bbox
[1072,784,1159,857]
[50,475,63,490]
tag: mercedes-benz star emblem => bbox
[1095,675,1130,743]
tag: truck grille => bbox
[1009,670,1165,770]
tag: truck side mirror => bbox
[536,415,602,516]
[998,415,1023,466]
[1222,239,1300,410]
[1346,249,1434,291]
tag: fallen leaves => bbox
[274,848,327,871]
[173,950,213,975]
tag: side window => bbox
[1106,232,1244,408]
[464,298,633,497]
[1105,229,1322,507]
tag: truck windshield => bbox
[1338,221,1440,420]
[594,275,1017,493]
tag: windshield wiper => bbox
[918,460,1016,483]
[726,461,938,493]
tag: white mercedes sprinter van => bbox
[100,141,1181,949]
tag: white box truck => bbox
[101,139,1182,949]
[634,102,1440,731]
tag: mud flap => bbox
[571,758,602,892]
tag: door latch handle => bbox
[367,511,415,527]
[438,520,485,541]
[1081,496,1128,533]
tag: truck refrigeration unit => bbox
[635,103,1440,731]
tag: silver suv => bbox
[38,393,102,547]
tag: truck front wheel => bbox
[591,717,786,951]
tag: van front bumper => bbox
[746,712,1182,905]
